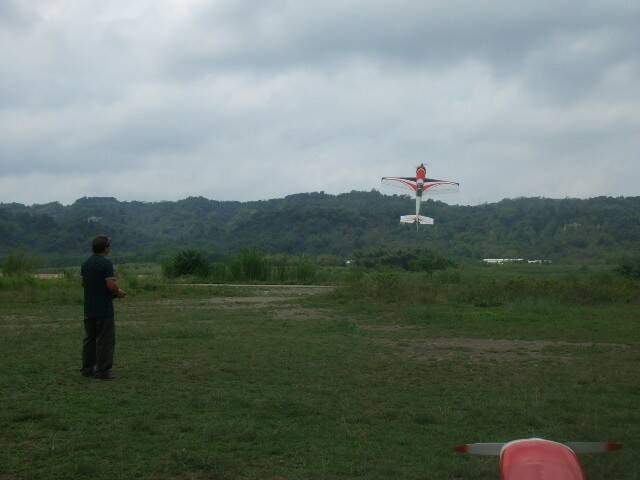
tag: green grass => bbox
[0,267,638,479]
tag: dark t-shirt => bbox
[81,255,115,318]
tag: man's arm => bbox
[106,277,127,298]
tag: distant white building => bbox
[483,258,524,264]
[483,258,551,264]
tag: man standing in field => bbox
[81,235,126,380]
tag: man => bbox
[81,235,126,380]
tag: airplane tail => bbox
[400,215,434,225]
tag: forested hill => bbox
[1,192,639,264]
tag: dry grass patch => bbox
[272,306,332,321]
[375,337,630,362]
[0,314,42,323]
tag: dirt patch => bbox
[135,285,331,310]
[376,337,630,362]
[175,284,332,296]
[207,296,293,305]
[156,296,295,308]
[362,325,421,332]
[0,474,21,480]
[0,314,42,323]
[149,473,221,480]
[1,323,73,330]
[34,273,63,279]
[120,304,332,323]
[0,314,50,328]
[118,321,156,327]
[272,306,332,321]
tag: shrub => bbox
[335,270,405,303]
[463,278,506,307]
[238,249,269,281]
[293,256,317,284]
[1,250,40,277]
[208,262,230,282]
[270,255,288,282]
[162,250,210,278]
[315,255,344,267]
[353,247,454,273]
[62,268,79,281]
[615,256,640,279]
[433,270,461,284]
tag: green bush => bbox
[433,270,461,284]
[0,275,37,290]
[267,254,288,282]
[335,270,405,303]
[615,256,640,279]
[353,247,453,273]
[62,268,79,281]
[1,250,40,277]
[208,262,230,283]
[162,250,210,278]
[0,276,82,304]
[238,249,269,281]
[463,278,506,307]
[293,256,317,284]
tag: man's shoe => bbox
[80,367,95,378]
[94,371,117,381]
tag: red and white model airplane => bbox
[381,163,459,230]
[455,438,623,480]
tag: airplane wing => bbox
[381,177,459,197]
[456,441,623,456]
[454,443,504,455]
[423,179,460,196]
[565,442,623,453]
[381,177,418,192]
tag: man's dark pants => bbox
[82,316,115,374]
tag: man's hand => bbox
[106,278,127,299]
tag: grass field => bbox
[0,266,638,479]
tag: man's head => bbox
[92,235,112,255]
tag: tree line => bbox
[1,192,639,265]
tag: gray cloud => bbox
[0,0,638,205]
[171,2,639,73]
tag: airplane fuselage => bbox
[415,181,423,216]
[415,165,426,216]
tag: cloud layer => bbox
[1,0,639,205]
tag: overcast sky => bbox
[1,0,638,206]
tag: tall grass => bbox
[0,275,82,304]
[165,250,322,284]
[1,250,41,276]
[6,261,635,307]
[333,267,640,306]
